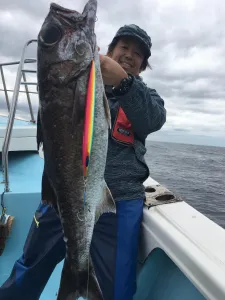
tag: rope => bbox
[1,192,6,222]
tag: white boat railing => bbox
[1,39,38,192]
[140,177,225,300]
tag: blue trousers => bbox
[0,199,143,300]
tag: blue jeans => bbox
[0,199,144,300]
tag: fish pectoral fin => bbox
[95,181,116,223]
[103,92,111,129]
[41,167,58,213]
[37,108,43,151]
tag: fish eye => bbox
[39,24,62,47]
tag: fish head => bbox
[37,0,98,83]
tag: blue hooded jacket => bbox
[104,75,166,201]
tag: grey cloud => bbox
[182,106,224,115]
[0,0,225,140]
[0,28,38,60]
[173,128,190,132]
[144,67,225,104]
[0,98,36,110]
[0,96,38,120]
[0,0,50,19]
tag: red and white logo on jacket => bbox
[111,106,134,145]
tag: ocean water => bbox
[145,141,225,229]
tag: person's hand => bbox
[99,54,128,87]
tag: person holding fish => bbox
[0,1,166,300]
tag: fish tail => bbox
[57,258,103,300]
[85,268,104,300]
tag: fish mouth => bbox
[50,3,80,14]
[50,2,87,26]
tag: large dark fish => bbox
[36,1,116,299]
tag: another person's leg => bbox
[91,199,144,300]
[91,212,118,300]
[0,199,142,300]
[114,199,144,300]
[0,202,66,300]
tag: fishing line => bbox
[86,234,90,299]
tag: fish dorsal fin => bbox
[103,92,111,129]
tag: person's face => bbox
[108,36,145,76]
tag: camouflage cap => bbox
[110,24,152,58]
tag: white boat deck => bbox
[0,114,37,152]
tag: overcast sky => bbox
[0,0,225,147]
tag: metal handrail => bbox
[1,39,37,192]
[0,59,37,117]
[0,66,10,111]
[0,58,36,67]
[21,72,36,122]
[0,88,37,95]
